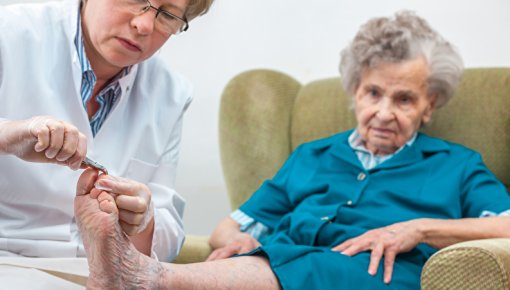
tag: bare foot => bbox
[74,169,165,289]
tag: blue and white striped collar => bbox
[348,129,417,170]
[349,129,417,154]
[73,6,138,137]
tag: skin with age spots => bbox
[75,169,281,290]
[75,169,165,289]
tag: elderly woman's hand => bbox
[331,220,425,284]
[206,232,261,261]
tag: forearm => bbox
[209,217,243,249]
[0,119,7,154]
[0,119,19,154]
[417,216,510,249]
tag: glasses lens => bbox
[119,0,149,13]
[157,12,186,35]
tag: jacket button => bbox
[357,172,366,181]
[346,200,353,206]
[321,216,330,221]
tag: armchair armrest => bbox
[421,238,510,289]
[174,235,212,264]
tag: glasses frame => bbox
[140,0,189,34]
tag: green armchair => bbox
[175,68,510,289]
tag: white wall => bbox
[4,0,510,234]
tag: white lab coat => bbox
[0,0,190,261]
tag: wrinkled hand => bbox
[0,116,87,170]
[331,221,423,284]
[93,175,153,236]
[206,233,261,261]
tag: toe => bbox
[98,191,119,214]
[76,168,99,196]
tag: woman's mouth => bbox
[117,37,141,52]
[371,127,395,138]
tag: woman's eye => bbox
[161,12,178,22]
[398,96,412,104]
[369,89,379,97]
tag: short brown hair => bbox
[185,0,214,21]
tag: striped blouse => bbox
[74,9,132,137]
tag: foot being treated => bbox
[74,169,164,289]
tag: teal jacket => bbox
[240,130,510,289]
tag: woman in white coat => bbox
[0,0,213,261]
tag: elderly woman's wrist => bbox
[416,218,453,247]
[411,218,432,243]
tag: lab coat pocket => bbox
[125,158,158,184]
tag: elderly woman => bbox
[73,11,510,289]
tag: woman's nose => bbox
[375,100,395,121]
[131,9,156,35]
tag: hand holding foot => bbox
[75,169,163,289]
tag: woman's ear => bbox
[422,94,438,124]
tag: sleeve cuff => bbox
[230,209,271,240]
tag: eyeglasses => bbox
[119,0,189,35]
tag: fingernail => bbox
[56,155,67,162]
[95,182,112,191]
[107,175,122,182]
[45,150,57,159]
[34,142,44,152]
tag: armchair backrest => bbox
[219,68,510,210]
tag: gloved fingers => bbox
[94,175,140,196]
[45,119,65,159]
[27,116,88,168]
[119,220,140,236]
[65,132,87,170]
[94,175,154,235]
[55,126,79,162]
[28,116,51,152]
[118,198,154,235]
[118,208,145,225]
[116,194,150,214]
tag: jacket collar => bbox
[61,0,81,62]
[329,130,450,171]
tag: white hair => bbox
[339,11,464,108]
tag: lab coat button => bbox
[357,172,366,181]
